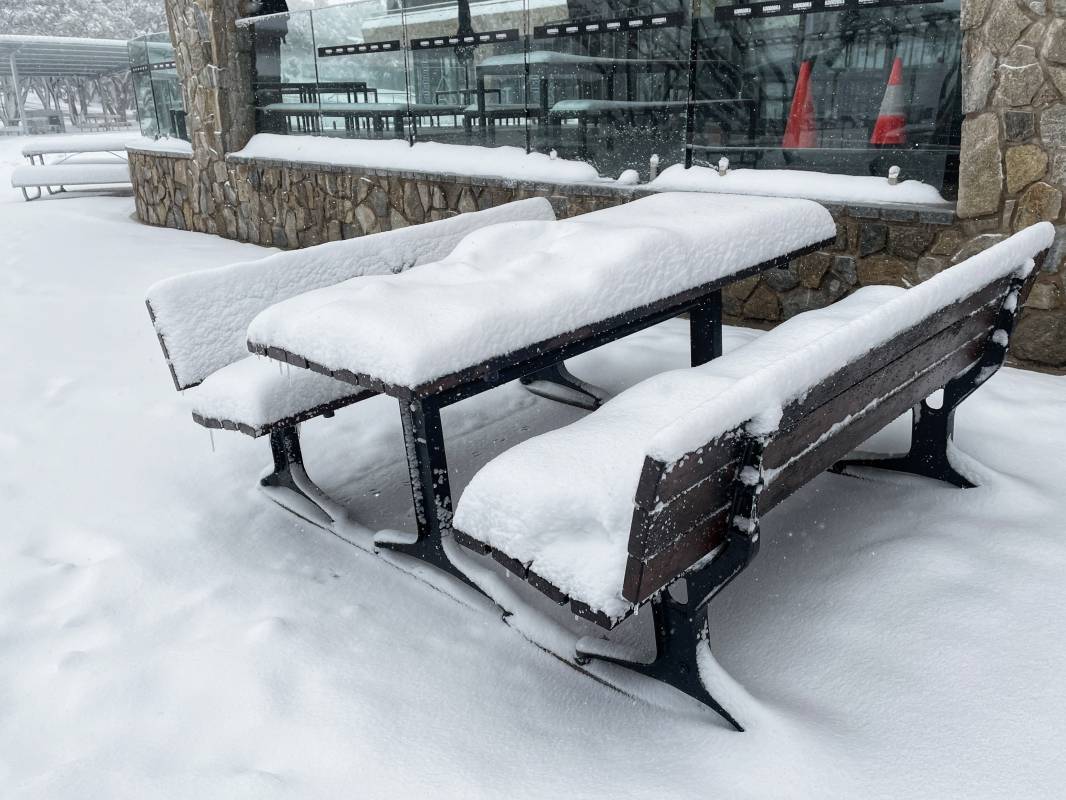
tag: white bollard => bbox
[718,156,730,176]
[649,153,660,180]
[888,165,901,185]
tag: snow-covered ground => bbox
[1,133,1065,799]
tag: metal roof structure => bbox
[0,35,131,79]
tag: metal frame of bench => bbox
[249,237,832,595]
[452,247,1047,730]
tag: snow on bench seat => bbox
[21,133,142,157]
[246,192,836,391]
[10,163,130,188]
[453,223,1055,619]
[452,286,904,619]
[186,356,373,436]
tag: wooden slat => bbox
[640,280,1009,510]
[628,460,738,557]
[627,506,732,604]
[761,334,986,511]
[763,303,999,470]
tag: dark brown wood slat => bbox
[760,335,986,511]
[763,304,1000,471]
[642,280,1010,511]
[627,506,732,604]
[452,529,490,554]
[640,435,741,510]
[773,279,1010,435]
[629,460,738,557]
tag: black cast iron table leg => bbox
[690,290,723,367]
[377,396,486,593]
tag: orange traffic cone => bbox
[870,57,907,146]
[782,60,817,149]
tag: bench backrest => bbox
[620,223,1055,606]
[146,198,557,390]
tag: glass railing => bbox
[128,32,188,140]
[239,0,962,194]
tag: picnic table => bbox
[245,192,836,588]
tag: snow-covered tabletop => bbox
[247,191,836,391]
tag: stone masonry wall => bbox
[130,149,1066,370]
[132,0,1066,372]
[958,0,1066,367]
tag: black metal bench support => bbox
[520,361,609,411]
[575,437,765,731]
[690,289,723,366]
[833,275,1026,489]
[260,424,338,528]
[379,397,486,592]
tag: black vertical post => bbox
[683,0,701,169]
[690,290,723,366]
[388,396,483,590]
[398,397,453,544]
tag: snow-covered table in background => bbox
[14,133,138,200]
[247,191,837,587]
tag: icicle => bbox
[208,428,215,453]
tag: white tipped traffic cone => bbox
[871,57,907,146]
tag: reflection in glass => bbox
[693,1,962,197]
[128,33,188,140]
[239,0,964,193]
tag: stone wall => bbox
[959,0,1066,366]
[160,0,255,239]
[132,149,1066,370]
[132,0,1066,372]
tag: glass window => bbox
[313,1,411,140]
[246,10,322,135]
[527,0,693,179]
[693,0,962,197]
[405,0,530,149]
[128,33,188,140]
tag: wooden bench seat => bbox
[186,355,376,437]
[147,199,556,514]
[454,285,905,622]
[452,223,1054,729]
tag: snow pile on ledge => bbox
[649,222,1056,463]
[247,192,835,388]
[650,163,947,206]
[232,133,607,184]
[126,136,193,156]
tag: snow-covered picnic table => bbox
[246,191,836,585]
[14,133,136,200]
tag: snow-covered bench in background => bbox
[452,223,1055,729]
[15,133,140,200]
[146,199,557,515]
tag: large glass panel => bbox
[313,0,411,140]
[404,0,530,149]
[245,10,323,135]
[128,36,159,138]
[527,0,693,179]
[693,0,962,197]
[145,32,187,139]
